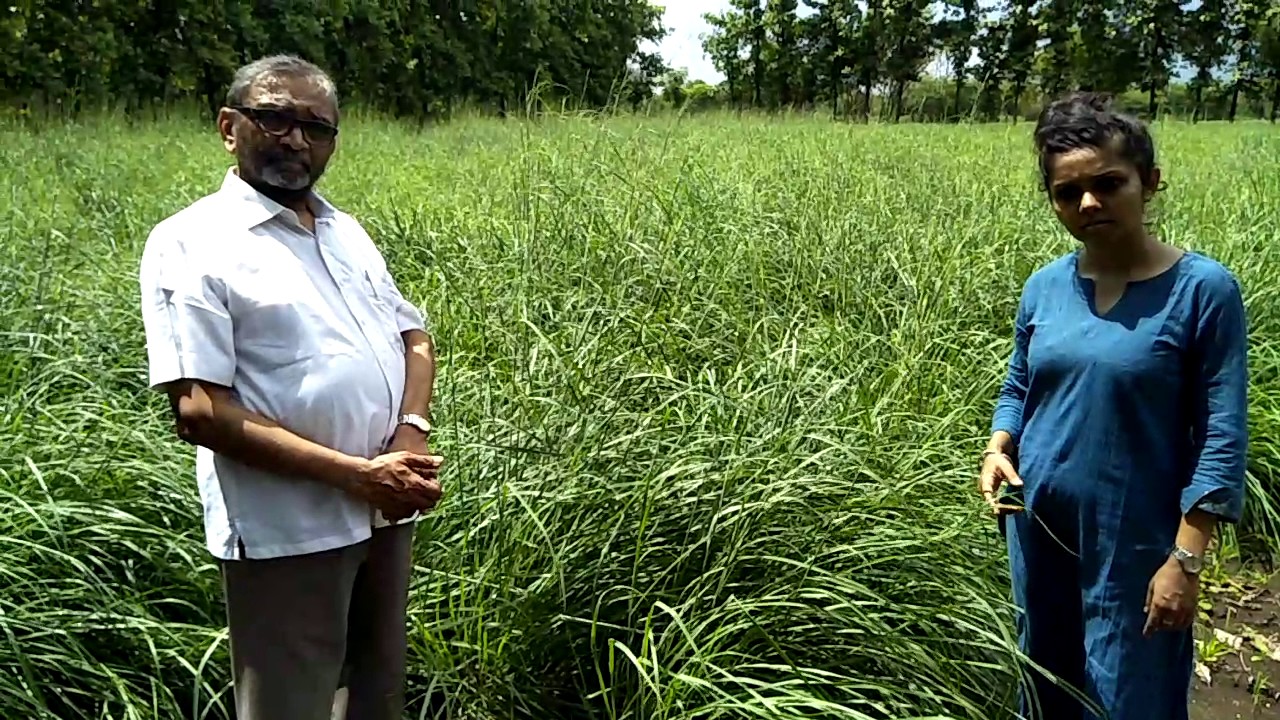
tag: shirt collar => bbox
[218,167,337,229]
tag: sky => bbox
[643,1,734,84]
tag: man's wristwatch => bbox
[1170,546,1203,575]
[397,413,432,438]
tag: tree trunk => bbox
[751,9,764,107]
[953,72,963,122]
[861,73,873,121]
[199,65,220,120]
[1229,81,1241,122]
[1271,78,1279,123]
[831,59,840,120]
[893,81,906,122]
[1148,25,1162,118]
[1193,82,1203,123]
[1008,80,1025,123]
[752,58,763,105]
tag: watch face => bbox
[1176,550,1202,573]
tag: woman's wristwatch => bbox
[1170,546,1203,575]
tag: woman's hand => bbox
[1143,556,1200,637]
[979,450,1024,516]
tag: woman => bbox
[979,92,1249,719]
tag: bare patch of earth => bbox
[1190,563,1280,720]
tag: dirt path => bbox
[1189,565,1280,719]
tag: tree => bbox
[851,0,886,119]
[0,0,669,120]
[660,68,689,107]
[972,13,1009,120]
[1003,0,1038,119]
[1257,3,1280,121]
[1225,0,1270,122]
[937,0,980,120]
[732,0,768,106]
[1035,0,1075,99]
[764,0,802,108]
[1183,0,1231,122]
[881,0,937,121]
[803,0,862,117]
[1124,0,1184,116]
[1071,0,1131,93]
[705,10,749,107]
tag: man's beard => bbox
[258,156,313,192]
[242,155,317,206]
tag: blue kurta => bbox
[991,249,1249,720]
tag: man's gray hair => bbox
[225,55,339,111]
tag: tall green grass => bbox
[1,110,1277,719]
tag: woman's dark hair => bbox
[1032,91,1158,194]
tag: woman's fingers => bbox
[998,457,1024,487]
[980,453,1027,516]
[979,469,1000,507]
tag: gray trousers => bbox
[219,522,416,720]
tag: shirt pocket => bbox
[232,263,349,370]
[234,300,327,369]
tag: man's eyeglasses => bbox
[233,106,339,145]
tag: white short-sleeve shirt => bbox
[138,168,429,560]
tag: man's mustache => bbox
[263,152,309,169]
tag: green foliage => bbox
[688,0,1280,122]
[2,109,1279,720]
[1261,7,1280,122]
[6,0,1280,123]
[0,0,667,117]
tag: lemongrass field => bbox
[1,110,1279,720]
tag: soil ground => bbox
[1190,563,1280,720]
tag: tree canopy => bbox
[698,0,1280,122]
[0,0,667,117]
[4,1,1278,122]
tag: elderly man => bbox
[137,55,443,719]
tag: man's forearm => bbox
[168,380,368,492]
[399,329,435,418]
